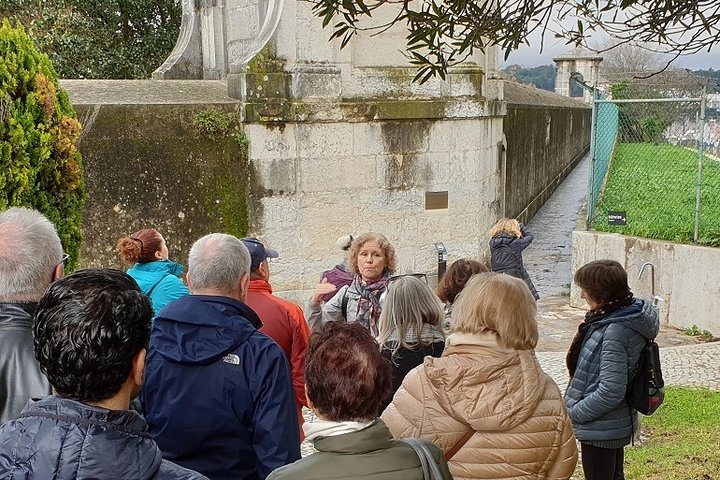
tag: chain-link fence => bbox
[587,88,720,246]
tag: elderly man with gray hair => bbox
[141,233,300,480]
[0,207,62,423]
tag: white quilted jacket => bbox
[381,332,577,480]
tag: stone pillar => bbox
[553,47,602,103]
[152,0,203,79]
[151,0,506,300]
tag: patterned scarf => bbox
[355,276,387,336]
[566,293,634,378]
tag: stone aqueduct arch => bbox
[553,47,602,102]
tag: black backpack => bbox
[626,339,665,415]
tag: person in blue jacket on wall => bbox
[117,228,189,314]
[141,233,301,480]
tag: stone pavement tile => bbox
[536,295,705,353]
[659,343,720,391]
[301,408,317,457]
[537,340,720,395]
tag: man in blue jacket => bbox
[0,269,205,480]
[142,233,301,480]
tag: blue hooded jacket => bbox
[565,299,659,444]
[127,260,190,314]
[0,396,206,480]
[142,295,301,480]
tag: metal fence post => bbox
[694,85,707,243]
[587,88,598,228]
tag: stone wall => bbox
[62,80,254,271]
[249,113,505,303]
[502,82,591,224]
[64,77,593,306]
[572,230,720,333]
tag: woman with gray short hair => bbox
[377,275,445,398]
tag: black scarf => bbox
[566,293,634,378]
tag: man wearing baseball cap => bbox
[241,237,310,440]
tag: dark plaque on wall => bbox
[425,191,449,210]
[608,211,627,226]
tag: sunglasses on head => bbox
[387,273,428,287]
[58,253,70,269]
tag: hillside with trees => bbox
[503,65,556,92]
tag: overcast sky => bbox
[501,22,720,70]
[503,42,720,70]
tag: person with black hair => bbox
[0,269,207,480]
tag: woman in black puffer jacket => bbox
[488,218,539,300]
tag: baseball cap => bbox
[241,237,279,270]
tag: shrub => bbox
[193,109,234,136]
[0,20,85,269]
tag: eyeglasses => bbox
[58,253,70,269]
[387,273,428,288]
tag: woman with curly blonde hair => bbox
[488,218,539,300]
[307,232,396,336]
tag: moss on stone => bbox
[245,44,291,102]
[204,149,251,237]
[376,100,446,120]
[76,102,261,269]
[246,44,286,75]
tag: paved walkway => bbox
[299,153,720,457]
[538,343,720,394]
[523,154,590,297]
[521,155,719,393]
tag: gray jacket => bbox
[0,303,51,424]
[306,280,386,336]
[564,299,659,443]
[489,227,539,300]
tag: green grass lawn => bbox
[574,388,720,479]
[592,143,720,246]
